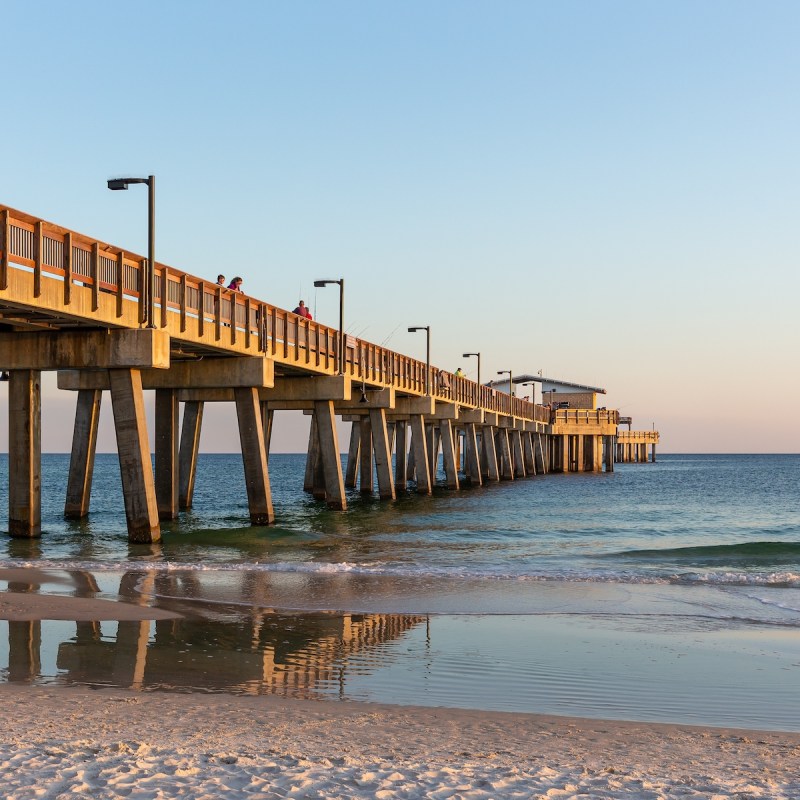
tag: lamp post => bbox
[497,370,513,394]
[408,326,431,395]
[546,388,556,407]
[462,352,481,387]
[107,175,155,329]
[314,278,344,374]
[497,369,513,413]
[522,382,536,404]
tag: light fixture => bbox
[107,175,156,328]
[314,278,345,374]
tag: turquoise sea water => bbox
[1,453,799,730]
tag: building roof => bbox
[487,374,606,394]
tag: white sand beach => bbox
[1,683,799,799]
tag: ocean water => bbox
[1,453,799,730]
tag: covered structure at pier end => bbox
[487,375,607,410]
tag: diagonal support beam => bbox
[64,389,102,519]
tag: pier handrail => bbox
[552,408,620,426]
[617,430,659,442]
[1,203,556,423]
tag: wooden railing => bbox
[552,409,620,426]
[1,203,552,423]
[617,430,659,442]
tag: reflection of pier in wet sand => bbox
[2,569,426,696]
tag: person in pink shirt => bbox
[228,277,243,292]
[293,300,312,320]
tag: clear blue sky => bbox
[3,1,798,452]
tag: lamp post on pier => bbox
[408,326,431,395]
[462,352,481,387]
[313,278,345,374]
[522,382,536,404]
[497,369,513,413]
[107,175,155,329]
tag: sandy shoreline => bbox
[3,570,800,797]
[1,684,799,798]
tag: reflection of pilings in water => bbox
[7,620,41,682]
[52,603,426,697]
[253,613,427,697]
[11,569,429,696]
[5,580,41,682]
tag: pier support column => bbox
[560,435,570,472]
[575,435,585,472]
[426,424,441,482]
[315,400,347,510]
[303,415,319,493]
[359,416,374,494]
[394,420,408,491]
[369,408,396,500]
[522,431,536,476]
[64,388,102,519]
[534,433,546,474]
[155,389,179,520]
[651,443,657,463]
[511,429,526,478]
[8,370,42,537]
[439,418,460,490]
[409,414,432,494]
[178,400,204,510]
[406,431,416,480]
[109,369,160,543]
[593,436,603,472]
[261,405,274,463]
[604,435,614,472]
[496,429,513,480]
[482,426,500,481]
[344,422,360,489]
[464,422,482,486]
[234,386,274,525]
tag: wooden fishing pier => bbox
[1,203,643,543]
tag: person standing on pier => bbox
[294,300,312,320]
[228,277,243,292]
[216,274,226,286]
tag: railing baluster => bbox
[33,221,42,297]
[214,287,222,341]
[138,258,147,324]
[197,281,205,337]
[0,209,8,290]
[116,252,124,317]
[179,274,187,332]
[63,232,72,305]
[91,242,99,311]
[160,266,168,328]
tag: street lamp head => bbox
[408,326,429,333]
[107,177,150,190]
[463,352,479,358]
[314,278,342,288]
